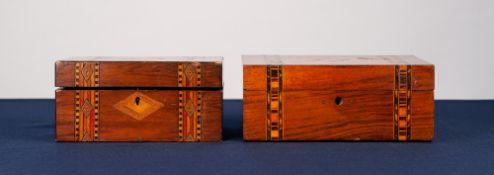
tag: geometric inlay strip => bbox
[267,65,283,141]
[75,62,100,87]
[177,62,203,142]
[178,91,203,142]
[75,90,99,141]
[74,62,100,142]
[394,65,412,141]
[178,62,201,87]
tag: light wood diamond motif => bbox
[113,92,164,120]
[81,64,93,80]
[81,99,93,116]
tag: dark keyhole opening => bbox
[335,96,343,106]
[135,96,141,106]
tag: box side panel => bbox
[243,65,267,91]
[411,65,435,91]
[55,61,75,87]
[201,91,223,141]
[55,90,75,141]
[243,65,267,140]
[201,63,223,88]
[243,90,267,141]
[410,91,434,141]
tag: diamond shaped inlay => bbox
[81,99,93,116]
[113,92,164,120]
[185,64,196,81]
[81,64,93,80]
[184,100,196,116]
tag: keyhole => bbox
[335,96,343,106]
[135,96,141,106]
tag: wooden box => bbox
[55,57,223,142]
[243,55,434,141]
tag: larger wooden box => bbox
[55,57,223,142]
[243,55,434,141]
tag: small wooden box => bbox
[243,55,434,141]
[55,57,223,142]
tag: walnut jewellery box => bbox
[243,55,434,141]
[55,57,223,142]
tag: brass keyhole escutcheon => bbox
[335,96,343,106]
[135,96,141,106]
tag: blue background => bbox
[0,100,493,175]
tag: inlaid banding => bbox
[178,63,201,87]
[178,91,203,142]
[74,90,99,141]
[178,62,203,141]
[267,65,283,141]
[75,62,100,87]
[74,62,100,141]
[394,65,412,141]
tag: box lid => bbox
[56,57,222,88]
[243,55,434,91]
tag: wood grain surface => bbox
[244,65,434,91]
[243,55,432,65]
[56,89,222,142]
[243,90,433,141]
[55,61,222,88]
[243,55,434,141]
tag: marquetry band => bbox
[74,62,100,142]
[178,63,202,87]
[177,63,203,141]
[75,62,100,87]
[394,65,412,141]
[178,91,203,141]
[267,65,283,141]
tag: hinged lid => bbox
[55,57,222,88]
[243,55,434,91]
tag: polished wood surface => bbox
[56,89,222,142]
[55,60,222,88]
[243,55,432,65]
[243,90,267,140]
[243,90,433,141]
[244,65,434,91]
[61,56,223,62]
[243,55,434,141]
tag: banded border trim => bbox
[267,65,283,141]
[178,91,203,142]
[75,62,100,87]
[178,63,203,141]
[178,63,202,87]
[394,65,412,141]
[74,62,100,141]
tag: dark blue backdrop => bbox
[0,100,493,175]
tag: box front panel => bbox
[56,90,222,142]
[283,90,395,141]
[244,90,434,141]
[243,64,434,141]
